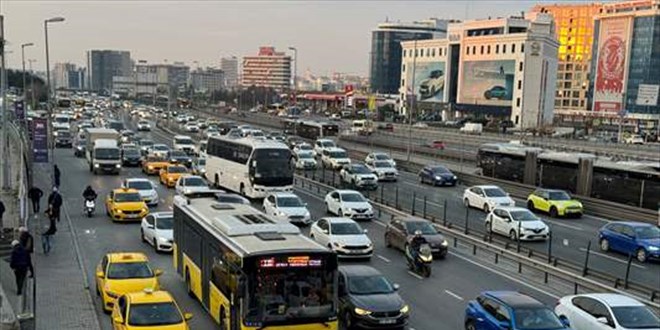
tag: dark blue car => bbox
[419,165,457,186]
[465,291,571,330]
[598,222,660,263]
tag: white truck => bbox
[351,120,374,136]
[85,128,121,174]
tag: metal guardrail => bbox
[293,174,660,309]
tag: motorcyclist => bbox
[407,230,427,261]
[82,186,97,202]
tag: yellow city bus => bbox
[173,193,338,330]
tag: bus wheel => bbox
[185,269,194,298]
[219,306,226,330]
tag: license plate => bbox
[126,214,138,218]
[379,319,396,324]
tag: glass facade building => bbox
[87,50,132,93]
[624,15,660,115]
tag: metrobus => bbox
[292,121,340,140]
[206,135,293,198]
[173,196,339,330]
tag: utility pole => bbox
[288,47,297,105]
[1,15,9,190]
[28,59,36,109]
[21,43,34,101]
[406,40,417,162]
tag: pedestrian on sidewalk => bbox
[28,186,44,214]
[54,164,61,188]
[47,186,63,222]
[19,227,35,277]
[9,240,31,295]
[0,200,5,232]
[42,206,57,255]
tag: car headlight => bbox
[354,307,371,316]
[435,176,441,180]
[142,208,149,213]
[278,211,287,217]
[94,163,100,168]
[158,237,169,243]
[105,289,120,298]
[453,175,458,180]
[400,305,410,314]
[304,211,311,218]
[114,209,122,214]
[441,240,448,246]
[648,246,659,251]
[115,164,121,168]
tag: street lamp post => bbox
[21,43,34,101]
[44,16,65,177]
[406,40,418,162]
[288,47,297,105]
[28,59,36,109]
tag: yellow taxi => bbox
[142,156,170,175]
[159,165,189,188]
[95,253,162,313]
[111,289,192,330]
[106,188,149,222]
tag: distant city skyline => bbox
[2,0,594,75]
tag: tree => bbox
[7,69,47,108]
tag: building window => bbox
[565,73,573,80]
[521,43,525,53]
[481,45,484,54]
[571,100,579,107]
[555,99,562,107]
[496,44,500,54]
[515,115,519,125]
[466,47,470,55]
[414,49,418,57]
[562,99,570,107]
[511,43,516,53]
[516,97,521,107]
[431,49,435,57]
[503,44,507,54]
[519,61,523,72]
[426,48,430,57]
[580,99,585,107]
[517,80,522,90]
[473,46,476,54]
[439,48,443,56]
[487,45,491,54]
[403,50,407,57]
[402,64,405,72]
[564,81,572,88]
[572,91,580,98]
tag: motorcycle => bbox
[85,199,95,218]
[406,243,433,277]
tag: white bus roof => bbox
[177,198,327,257]
[210,135,289,149]
[174,135,192,139]
[85,128,119,135]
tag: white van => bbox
[460,123,483,135]
[351,120,374,135]
[173,135,195,154]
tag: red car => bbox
[427,140,446,150]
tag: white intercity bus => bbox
[206,135,293,198]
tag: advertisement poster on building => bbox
[407,61,446,102]
[31,118,48,163]
[593,17,632,112]
[460,60,515,106]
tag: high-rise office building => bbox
[52,62,86,90]
[87,50,132,93]
[191,68,225,92]
[369,18,450,94]
[221,56,239,89]
[531,3,602,113]
[242,47,291,90]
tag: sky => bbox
[1,0,592,76]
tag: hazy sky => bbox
[2,0,590,75]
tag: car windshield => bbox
[404,221,438,235]
[123,149,140,156]
[548,191,571,201]
[351,165,372,174]
[153,145,169,151]
[128,302,183,326]
[106,262,153,279]
[331,222,363,235]
[140,140,154,147]
[431,167,450,174]
[277,196,304,207]
[341,193,365,202]
[156,216,173,230]
[299,144,312,150]
[510,210,539,222]
[329,151,347,158]
[168,166,187,173]
[513,307,565,330]
[635,226,660,239]
[321,141,335,148]
[612,306,660,329]
[373,161,392,168]
[375,154,391,160]
[484,188,507,197]
[184,177,206,187]
[115,192,142,203]
[170,151,187,157]
[127,181,152,190]
[298,152,314,159]
[348,275,393,295]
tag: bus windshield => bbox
[251,149,293,186]
[245,256,336,326]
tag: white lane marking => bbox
[545,220,583,231]
[407,271,424,280]
[376,255,391,263]
[444,290,464,301]
[578,248,646,270]
[448,251,560,299]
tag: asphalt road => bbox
[171,110,660,291]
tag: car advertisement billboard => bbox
[406,61,446,102]
[593,17,632,112]
[460,60,515,106]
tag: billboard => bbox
[460,60,515,106]
[406,61,446,102]
[593,17,632,112]
[32,118,48,163]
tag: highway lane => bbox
[133,114,570,330]
[168,110,660,290]
[55,147,217,330]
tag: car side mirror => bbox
[96,271,104,278]
[154,269,163,276]
[147,223,154,229]
[363,229,368,234]
[113,316,123,324]
[184,313,193,321]
[392,283,400,291]
[322,229,329,235]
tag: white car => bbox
[122,178,159,206]
[262,192,312,225]
[293,150,318,170]
[136,120,151,131]
[175,175,211,196]
[184,122,200,133]
[148,144,170,158]
[310,217,373,259]
[293,143,314,154]
[364,152,396,167]
[555,293,660,330]
[339,163,378,190]
[173,135,195,155]
[205,128,220,138]
[140,212,173,252]
[485,206,550,241]
[366,160,399,182]
[463,185,515,213]
[313,139,336,157]
[175,114,188,123]
[624,135,645,144]
[324,189,374,221]
[321,147,351,170]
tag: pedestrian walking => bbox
[47,187,63,222]
[53,165,61,188]
[19,227,35,277]
[0,200,5,232]
[9,240,31,295]
[42,207,57,255]
[28,186,44,214]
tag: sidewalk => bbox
[25,163,100,330]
